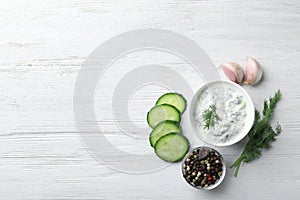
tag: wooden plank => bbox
[0,0,299,199]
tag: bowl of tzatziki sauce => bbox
[190,80,255,146]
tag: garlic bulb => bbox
[244,57,263,85]
[220,62,244,84]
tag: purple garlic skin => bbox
[244,57,263,85]
[221,62,244,84]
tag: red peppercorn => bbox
[207,176,212,181]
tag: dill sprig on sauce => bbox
[201,104,220,130]
[230,90,282,177]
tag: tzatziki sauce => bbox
[194,81,247,144]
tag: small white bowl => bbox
[182,146,226,190]
[190,80,255,146]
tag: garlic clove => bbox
[220,62,244,84]
[244,57,263,85]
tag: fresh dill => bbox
[230,90,282,177]
[201,104,220,130]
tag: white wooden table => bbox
[0,0,299,199]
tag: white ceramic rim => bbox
[189,80,255,146]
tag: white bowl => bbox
[181,146,226,190]
[189,80,255,146]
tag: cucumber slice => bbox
[149,121,180,147]
[147,104,181,129]
[154,133,189,162]
[156,93,187,114]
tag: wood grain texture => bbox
[0,0,299,199]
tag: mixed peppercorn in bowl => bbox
[182,146,226,190]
